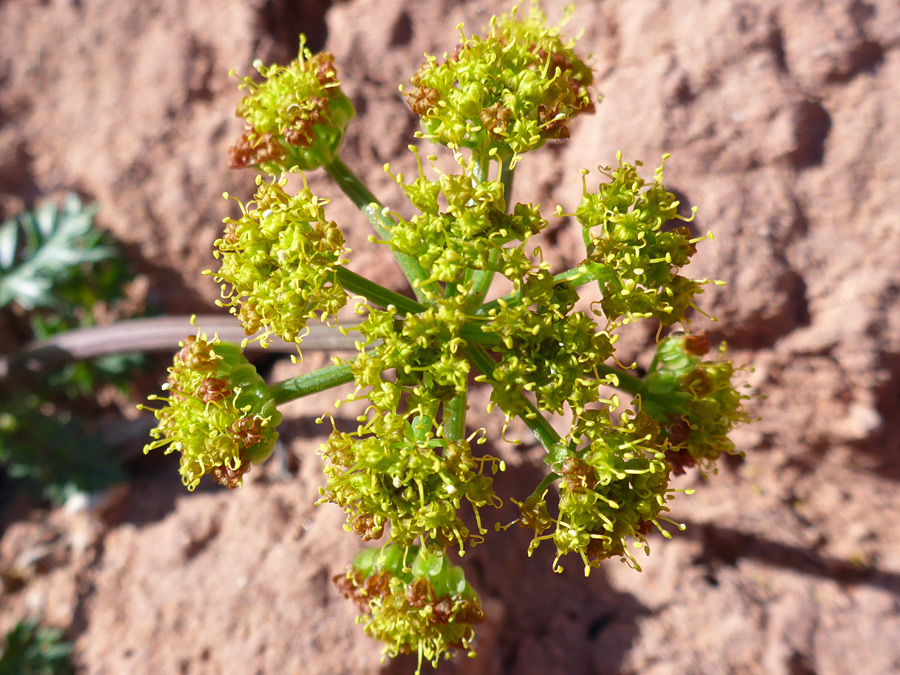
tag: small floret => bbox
[403,4,595,161]
[141,331,281,490]
[334,545,485,673]
[230,38,355,173]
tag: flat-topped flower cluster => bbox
[143,4,752,672]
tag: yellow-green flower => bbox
[576,154,712,327]
[210,177,348,349]
[515,410,676,575]
[334,545,485,674]
[230,38,355,173]
[403,4,595,160]
[141,332,281,490]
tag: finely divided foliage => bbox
[143,4,751,671]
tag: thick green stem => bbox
[335,267,424,316]
[594,363,645,397]
[442,390,468,442]
[324,155,432,302]
[468,155,516,308]
[465,344,561,452]
[268,362,355,405]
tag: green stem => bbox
[268,362,355,405]
[528,472,560,501]
[335,267,424,316]
[324,155,433,302]
[594,363,645,397]
[474,261,612,317]
[337,266,500,346]
[465,345,561,452]
[468,155,516,308]
[442,390,468,442]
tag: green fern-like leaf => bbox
[0,194,116,311]
[0,617,74,675]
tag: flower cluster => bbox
[230,40,355,172]
[576,153,713,327]
[386,149,546,287]
[141,331,281,490]
[142,3,755,670]
[318,412,500,551]
[318,297,502,552]
[512,409,676,575]
[404,5,594,160]
[210,176,348,349]
[640,332,752,473]
[334,545,485,672]
[478,270,615,418]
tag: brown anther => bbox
[681,369,713,398]
[333,571,362,601]
[229,130,287,169]
[532,46,573,76]
[586,532,617,562]
[283,122,313,147]
[312,52,338,85]
[455,601,486,625]
[231,416,265,448]
[197,376,231,403]
[210,456,251,489]
[431,597,454,624]
[666,417,693,447]
[538,104,569,139]
[480,102,512,138]
[238,302,263,336]
[561,456,596,491]
[406,86,441,115]
[409,66,426,88]
[683,331,710,356]
[517,495,552,535]
[351,513,385,541]
[363,571,392,601]
[222,221,240,247]
[666,448,696,476]
[630,410,661,443]
[177,335,217,372]
[406,578,433,608]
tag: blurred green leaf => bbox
[0,617,74,675]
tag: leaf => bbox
[0,195,117,311]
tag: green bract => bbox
[230,40,355,172]
[142,331,282,490]
[404,5,594,161]
[210,176,348,349]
